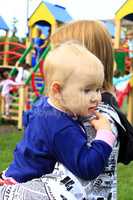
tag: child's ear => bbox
[51,82,61,94]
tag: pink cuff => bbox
[2,172,17,185]
[4,177,17,184]
[95,130,116,147]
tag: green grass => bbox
[118,162,133,199]
[0,132,132,199]
[0,132,22,170]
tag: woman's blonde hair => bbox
[51,20,113,90]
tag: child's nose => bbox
[90,97,98,104]
[90,93,101,103]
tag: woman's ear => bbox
[51,81,61,94]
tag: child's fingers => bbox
[0,178,17,186]
[93,111,101,119]
[0,178,4,186]
[89,112,104,126]
[90,117,99,126]
[4,179,16,185]
[89,111,102,121]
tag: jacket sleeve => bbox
[53,125,113,180]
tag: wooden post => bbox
[3,31,9,66]
[24,85,29,111]
[127,88,133,124]
[114,19,121,49]
[0,95,4,115]
[127,75,133,124]
[18,86,25,130]
[26,37,32,65]
[26,27,33,65]
[0,95,2,115]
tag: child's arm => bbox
[0,81,4,87]
[53,113,115,180]
[40,38,50,49]
[9,80,25,87]
[4,111,115,183]
[90,112,111,131]
[90,112,114,147]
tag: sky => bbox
[0,0,126,37]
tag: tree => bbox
[11,17,18,37]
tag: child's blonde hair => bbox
[44,41,103,94]
[51,20,113,91]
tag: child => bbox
[0,71,23,116]
[2,42,115,185]
[15,63,31,83]
[33,27,51,62]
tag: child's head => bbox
[44,42,104,116]
[2,71,9,79]
[51,20,113,91]
[23,63,31,70]
[36,28,42,37]
[126,30,133,40]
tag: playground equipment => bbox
[27,1,72,88]
[0,15,27,67]
[0,37,49,129]
[28,1,72,38]
[114,48,128,73]
[0,16,26,128]
[27,1,72,96]
[0,16,9,66]
[0,2,72,129]
[0,44,51,129]
[113,0,133,123]
[114,0,133,48]
[0,42,26,66]
[113,73,132,108]
[114,48,133,122]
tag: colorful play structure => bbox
[114,0,133,123]
[28,1,72,37]
[114,0,133,48]
[0,16,27,129]
[0,1,72,129]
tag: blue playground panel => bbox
[0,16,9,31]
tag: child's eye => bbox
[84,88,91,93]
[84,88,101,93]
[96,88,101,92]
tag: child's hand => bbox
[0,178,17,185]
[15,61,19,68]
[90,112,111,132]
[0,178,4,185]
[19,81,25,86]
[21,81,25,85]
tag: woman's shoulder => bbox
[97,103,121,126]
[102,91,118,107]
